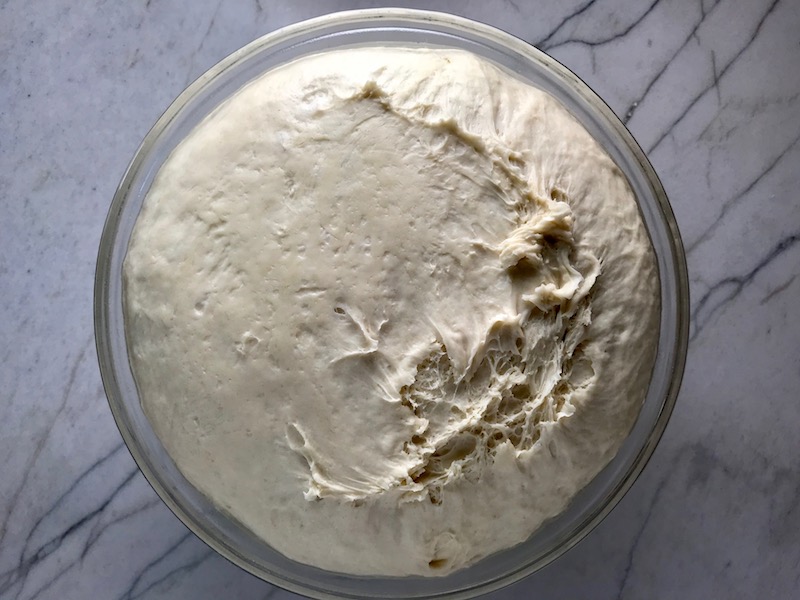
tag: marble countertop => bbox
[2,0,798,598]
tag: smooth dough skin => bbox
[124,47,660,576]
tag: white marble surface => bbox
[1,0,798,598]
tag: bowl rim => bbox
[95,8,689,599]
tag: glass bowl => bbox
[95,8,689,599]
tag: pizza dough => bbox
[124,47,660,576]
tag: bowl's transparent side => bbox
[95,9,688,600]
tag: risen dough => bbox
[124,47,659,576]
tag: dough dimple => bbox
[124,47,660,576]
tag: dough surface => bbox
[124,47,660,576]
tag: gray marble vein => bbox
[645,0,782,155]
[1,0,798,598]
